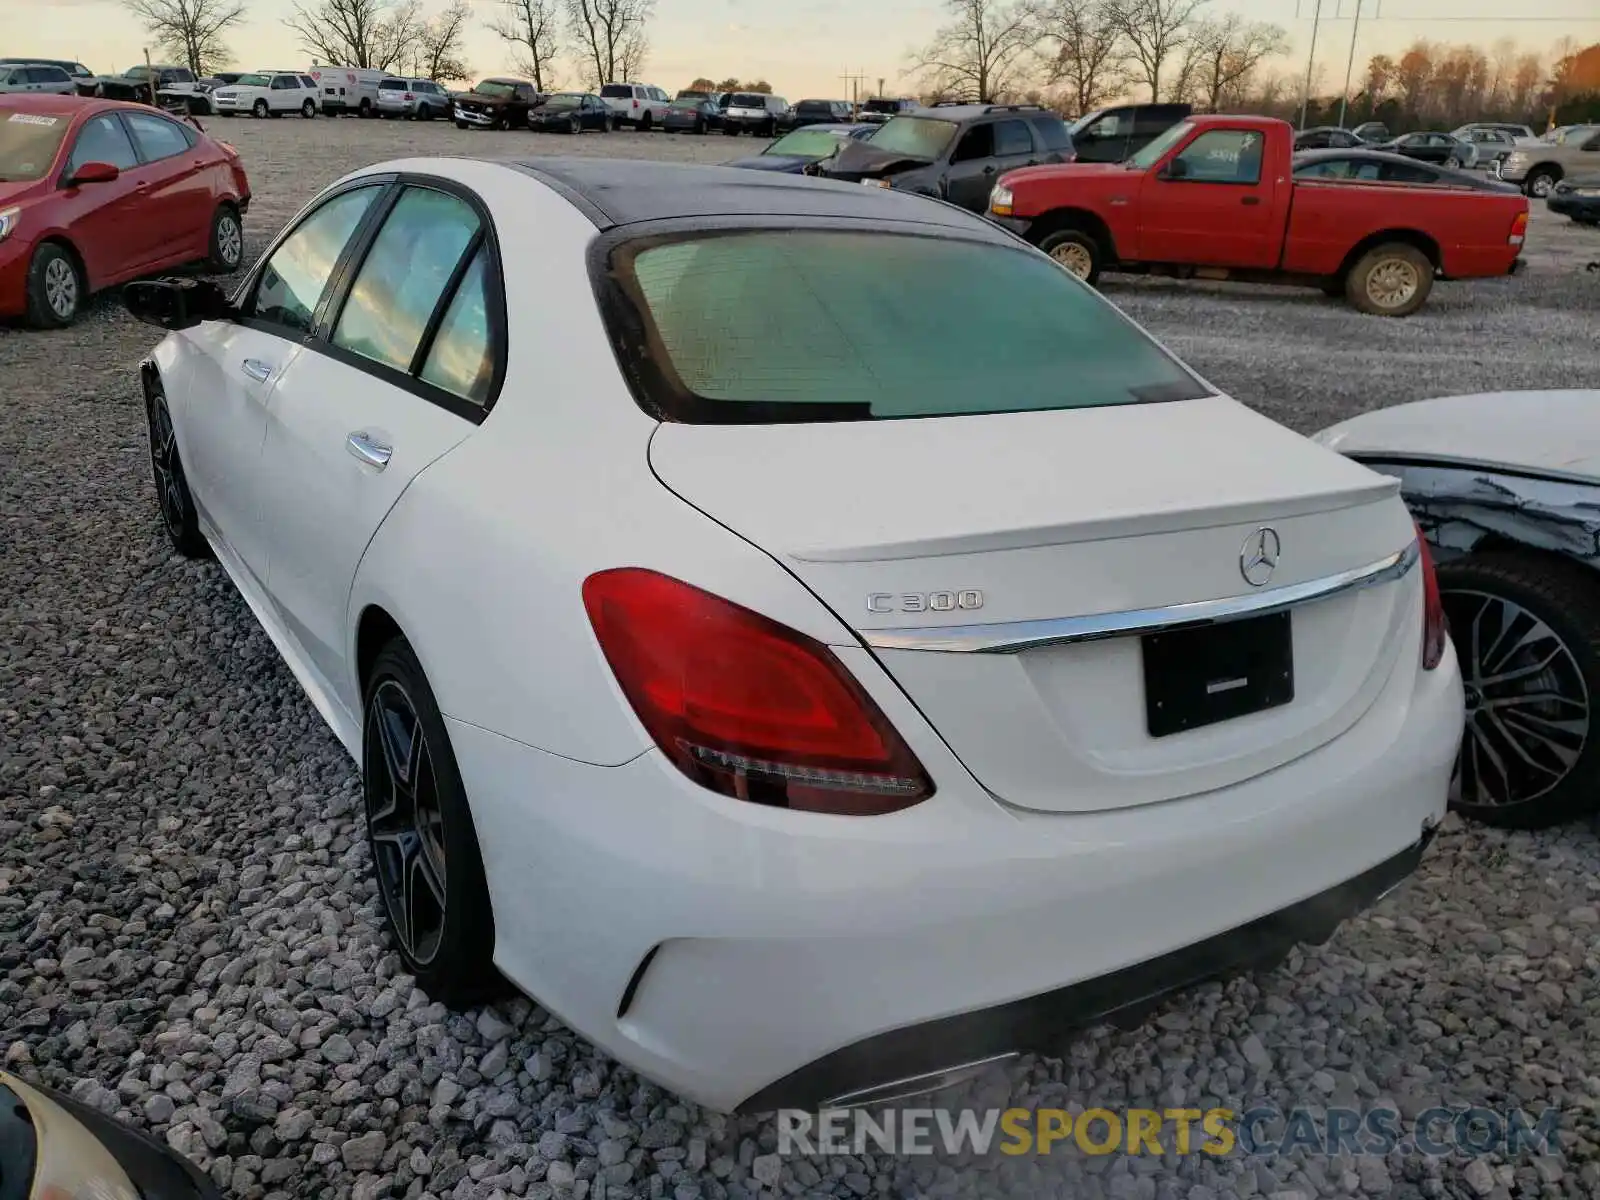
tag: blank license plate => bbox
[1142,612,1294,738]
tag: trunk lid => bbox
[649,396,1419,814]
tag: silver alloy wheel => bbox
[1049,241,1093,280]
[1529,173,1555,198]
[1445,156,1460,168]
[216,213,242,267]
[43,257,77,319]
[1446,588,1591,809]
[1365,257,1419,310]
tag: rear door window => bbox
[994,120,1033,157]
[124,112,194,161]
[603,229,1205,423]
[1380,161,1439,184]
[332,187,480,374]
[1029,116,1073,152]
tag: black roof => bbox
[1291,148,1521,191]
[500,157,987,230]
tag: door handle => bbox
[982,165,997,175]
[241,358,274,382]
[1241,195,1262,206]
[346,432,392,469]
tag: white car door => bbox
[180,183,388,583]
[255,181,498,700]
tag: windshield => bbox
[0,109,70,182]
[730,93,767,108]
[604,229,1206,423]
[863,99,897,113]
[600,84,632,98]
[867,116,955,159]
[379,79,407,90]
[474,81,516,97]
[767,128,849,157]
[1129,121,1195,169]
[543,94,582,109]
[235,74,270,87]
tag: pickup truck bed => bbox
[991,115,1529,316]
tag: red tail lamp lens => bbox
[583,569,933,814]
[1417,525,1447,670]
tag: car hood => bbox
[0,178,49,205]
[1314,390,1600,483]
[1001,161,1129,187]
[817,141,934,180]
[726,153,814,172]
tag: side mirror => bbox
[66,161,120,186]
[124,278,233,331]
[1159,157,1189,180]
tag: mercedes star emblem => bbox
[1239,527,1281,587]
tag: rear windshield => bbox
[864,99,898,113]
[731,93,766,107]
[600,84,632,98]
[603,230,1206,423]
[379,79,407,90]
[0,109,70,181]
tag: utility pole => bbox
[1336,0,1375,130]
[839,69,867,104]
[1297,0,1325,131]
[877,76,885,101]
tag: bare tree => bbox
[413,0,471,81]
[1038,0,1128,116]
[487,0,562,90]
[565,0,653,89]
[1187,13,1287,110]
[1106,0,1209,102]
[910,0,1036,104]
[287,0,421,71]
[124,0,245,76]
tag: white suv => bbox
[599,82,670,130]
[214,71,320,118]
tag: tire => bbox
[145,378,210,559]
[252,99,268,118]
[359,98,373,118]
[569,114,581,135]
[24,242,82,329]
[363,637,507,1005]
[1344,242,1433,317]
[1037,228,1102,286]
[723,125,738,136]
[456,119,469,130]
[1439,551,1600,829]
[420,104,435,121]
[639,111,652,131]
[1318,278,1344,297]
[206,204,244,273]
[695,118,705,135]
[301,99,315,118]
[1525,169,1558,199]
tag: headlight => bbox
[1505,152,1528,165]
[1575,187,1600,197]
[989,183,1014,215]
[0,207,19,242]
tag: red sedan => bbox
[0,93,251,327]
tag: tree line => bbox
[913,0,1600,130]
[120,0,657,91]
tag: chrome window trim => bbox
[862,540,1420,654]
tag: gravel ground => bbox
[3,116,1600,1200]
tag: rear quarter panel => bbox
[1282,181,1526,277]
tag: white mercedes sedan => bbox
[124,158,1463,1113]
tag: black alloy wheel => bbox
[569,113,581,135]
[1441,552,1600,828]
[362,639,505,1003]
[146,381,209,557]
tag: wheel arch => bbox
[1523,162,1563,183]
[1336,229,1441,280]
[34,233,92,293]
[1025,207,1119,261]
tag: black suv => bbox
[816,103,1074,213]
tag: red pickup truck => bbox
[988,114,1529,316]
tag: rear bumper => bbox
[450,629,1461,1113]
[741,827,1435,1112]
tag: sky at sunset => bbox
[9,0,1599,100]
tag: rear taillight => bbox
[1417,525,1447,670]
[632,98,640,108]
[404,92,414,100]
[1509,210,1528,246]
[583,569,934,814]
